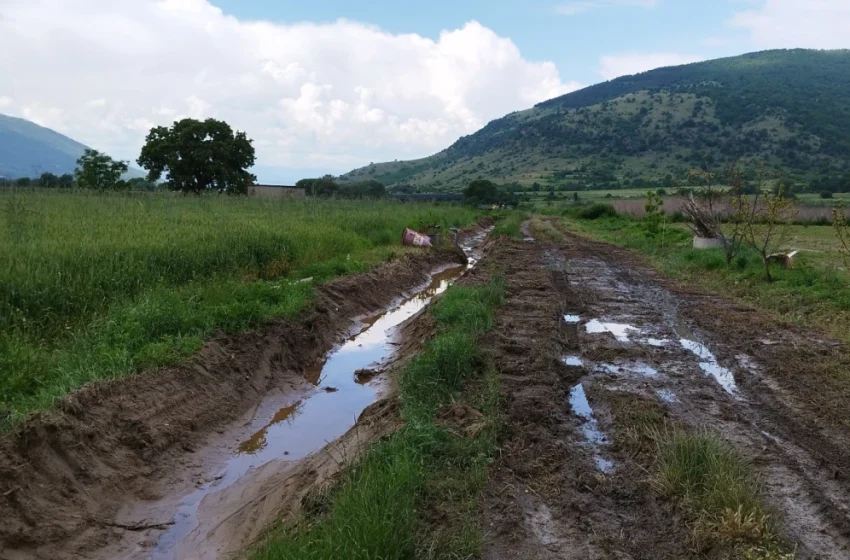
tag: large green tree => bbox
[138,118,256,195]
[74,149,129,190]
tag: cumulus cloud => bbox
[0,0,581,180]
[555,0,659,16]
[598,53,705,80]
[730,0,850,49]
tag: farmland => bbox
[0,190,480,425]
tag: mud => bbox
[0,235,486,559]
[479,225,850,559]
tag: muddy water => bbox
[146,230,491,559]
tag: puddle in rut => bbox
[153,260,476,558]
[656,389,677,403]
[563,314,581,324]
[585,319,638,343]
[568,383,613,473]
[679,338,737,394]
[563,356,584,367]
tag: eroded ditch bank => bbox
[478,227,850,560]
[0,226,491,560]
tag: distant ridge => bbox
[340,49,850,191]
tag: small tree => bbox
[834,202,850,273]
[138,118,256,195]
[644,189,666,236]
[744,176,797,281]
[74,149,128,190]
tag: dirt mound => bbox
[0,248,463,557]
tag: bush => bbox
[577,203,618,220]
[820,191,834,199]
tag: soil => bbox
[479,224,850,559]
[0,247,466,560]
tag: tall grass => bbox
[253,277,505,560]
[0,190,480,425]
[651,427,793,559]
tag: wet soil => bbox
[479,225,850,559]
[0,243,474,560]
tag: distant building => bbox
[248,184,306,198]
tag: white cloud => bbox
[730,0,850,49]
[598,53,705,80]
[0,0,581,180]
[555,0,659,16]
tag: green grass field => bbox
[0,190,480,426]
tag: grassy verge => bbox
[0,191,480,426]
[528,216,564,243]
[560,213,850,344]
[491,210,529,239]
[253,277,506,560]
[614,399,793,560]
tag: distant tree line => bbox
[295,176,387,199]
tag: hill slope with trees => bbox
[340,49,850,192]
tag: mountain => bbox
[0,114,92,179]
[0,114,146,180]
[340,49,850,191]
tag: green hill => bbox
[340,49,850,192]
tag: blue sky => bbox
[2,0,849,182]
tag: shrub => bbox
[577,203,618,220]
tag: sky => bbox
[1,0,850,183]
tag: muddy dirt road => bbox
[481,227,850,559]
[0,227,491,560]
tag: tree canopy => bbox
[74,149,129,190]
[138,118,256,195]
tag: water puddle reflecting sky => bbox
[585,319,638,343]
[679,338,737,394]
[568,383,614,473]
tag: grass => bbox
[612,398,793,559]
[0,190,481,426]
[561,214,850,345]
[490,210,529,239]
[253,277,506,560]
[651,427,794,560]
[528,217,564,242]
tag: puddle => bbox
[679,338,737,394]
[585,319,638,343]
[568,383,614,473]
[563,314,581,324]
[524,237,536,243]
[151,233,491,557]
[632,363,658,377]
[645,338,669,347]
[656,389,677,403]
[563,356,583,367]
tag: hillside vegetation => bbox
[341,49,850,192]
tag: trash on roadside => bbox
[402,227,433,247]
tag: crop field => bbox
[0,190,479,424]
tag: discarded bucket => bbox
[402,228,433,247]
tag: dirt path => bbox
[480,227,850,559]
